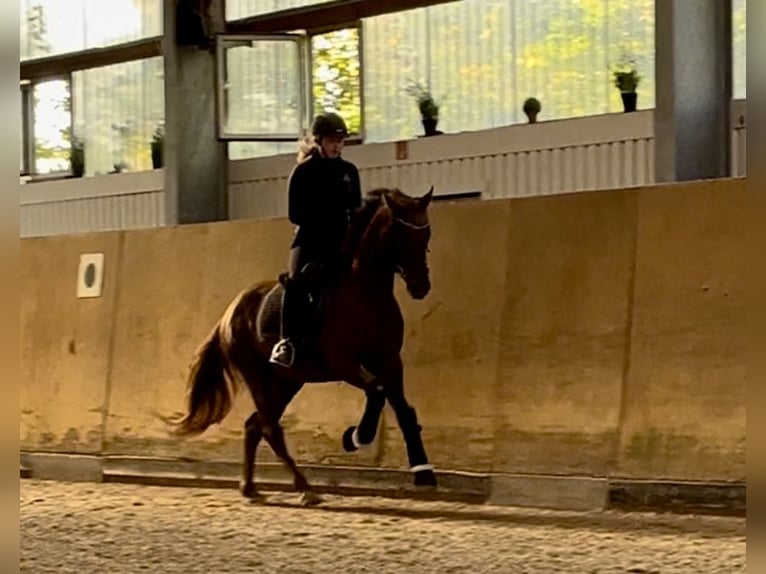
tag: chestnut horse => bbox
[173,186,436,505]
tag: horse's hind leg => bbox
[237,356,303,501]
[240,411,263,499]
[242,366,317,506]
[259,405,321,506]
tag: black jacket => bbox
[288,153,362,254]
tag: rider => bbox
[269,111,362,368]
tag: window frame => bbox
[215,32,311,142]
[215,23,366,148]
[20,80,33,176]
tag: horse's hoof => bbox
[413,469,438,489]
[299,491,323,507]
[240,481,262,500]
[342,426,358,452]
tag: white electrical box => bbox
[77,253,105,299]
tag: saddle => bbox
[255,263,331,345]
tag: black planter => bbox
[71,149,84,178]
[422,117,439,136]
[151,142,163,169]
[621,92,638,113]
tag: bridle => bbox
[391,216,431,277]
[393,217,430,231]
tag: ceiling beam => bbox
[226,0,461,33]
[20,37,162,82]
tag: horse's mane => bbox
[343,188,390,258]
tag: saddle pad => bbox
[256,282,283,342]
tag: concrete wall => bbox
[20,177,746,483]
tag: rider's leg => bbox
[270,247,307,367]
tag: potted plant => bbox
[151,123,164,169]
[613,58,640,113]
[523,97,541,123]
[109,161,128,174]
[406,81,440,137]
[70,138,84,178]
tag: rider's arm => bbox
[287,164,311,226]
[348,163,362,210]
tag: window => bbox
[20,57,163,178]
[225,27,364,160]
[219,34,307,160]
[20,0,162,61]
[311,27,362,136]
[362,0,655,142]
[31,78,72,176]
[361,8,429,144]
[72,57,165,176]
[733,0,746,99]
[225,0,660,158]
[226,0,336,21]
[219,36,304,140]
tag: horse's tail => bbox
[172,324,232,437]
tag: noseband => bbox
[394,217,430,231]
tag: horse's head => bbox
[381,186,434,300]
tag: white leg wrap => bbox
[351,427,363,449]
[410,464,434,473]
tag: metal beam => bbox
[226,0,462,33]
[20,37,162,81]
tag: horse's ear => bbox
[381,191,393,210]
[420,186,434,206]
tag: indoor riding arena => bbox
[20,0,747,572]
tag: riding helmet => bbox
[311,112,349,138]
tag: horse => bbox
[172,186,437,506]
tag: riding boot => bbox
[269,278,304,367]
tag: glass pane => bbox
[72,57,164,176]
[362,0,656,142]
[514,0,608,119]
[222,38,302,137]
[226,0,335,20]
[33,79,71,175]
[426,0,515,133]
[362,7,429,142]
[311,28,361,135]
[605,0,655,113]
[733,0,746,99]
[229,141,296,159]
[20,0,162,61]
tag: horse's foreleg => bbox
[383,359,437,488]
[343,385,386,452]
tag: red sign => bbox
[395,141,408,160]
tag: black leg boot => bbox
[269,278,304,367]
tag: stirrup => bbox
[269,338,295,367]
